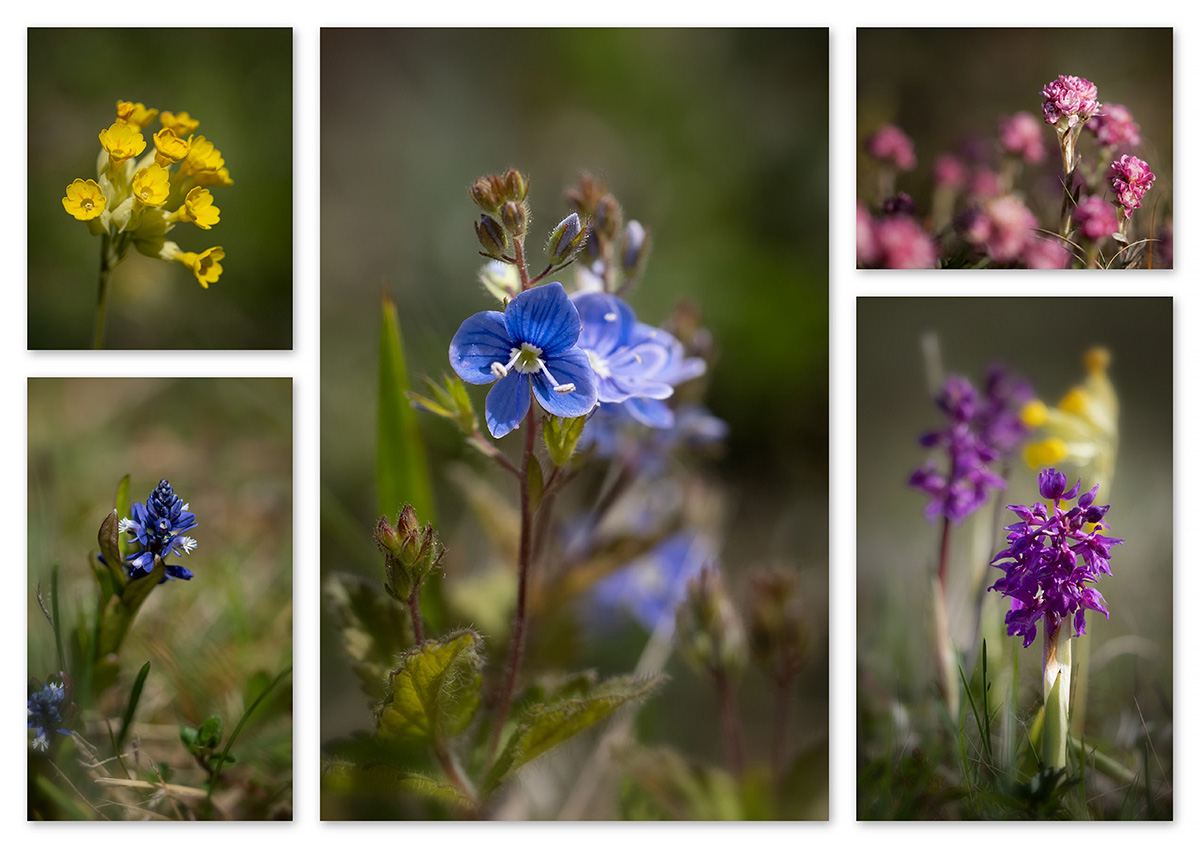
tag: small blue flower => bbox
[28,674,74,752]
[573,292,676,407]
[449,282,599,438]
[591,532,714,631]
[120,479,198,583]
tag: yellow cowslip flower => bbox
[153,128,190,166]
[179,135,225,178]
[160,110,199,137]
[62,178,106,221]
[132,164,171,207]
[99,122,146,167]
[192,166,235,188]
[1023,346,1119,488]
[177,246,225,288]
[172,186,220,229]
[116,100,159,130]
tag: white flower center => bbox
[490,342,575,394]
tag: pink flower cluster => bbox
[1073,195,1119,242]
[1107,154,1155,218]
[866,124,916,171]
[857,201,937,269]
[1089,103,1141,149]
[998,112,1046,164]
[961,195,1037,264]
[1041,75,1101,128]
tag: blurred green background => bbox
[28,378,293,813]
[857,298,1172,810]
[858,28,1173,229]
[27,28,293,349]
[320,28,829,811]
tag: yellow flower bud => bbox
[1025,437,1068,469]
[180,186,220,230]
[62,178,106,221]
[99,122,147,166]
[160,110,199,137]
[115,101,159,130]
[132,164,171,207]
[152,128,190,166]
[177,246,225,288]
[1020,399,1048,428]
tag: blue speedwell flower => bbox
[119,478,198,582]
[449,282,599,438]
[591,531,714,631]
[28,674,74,752]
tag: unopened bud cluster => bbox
[675,567,747,679]
[566,173,651,286]
[748,569,811,682]
[375,504,445,602]
[469,168,530,259]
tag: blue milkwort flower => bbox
[909,375,1006,524]
[449,282,599,438]
[988,468,1121,647]
[591,531,714,631]
[119,478,198,582]
[28,674,74,752]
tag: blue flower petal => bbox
[503,282,581,355]
[533,347,599,418]
[449,310,512,385]
[485,371,531,438]
[626,396,675,428]
[573,292,635,357]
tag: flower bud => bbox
[502,168,528,202]
[594,194,622,241]
[620,220,649,274]
[375,505,445,602]
[468,177,500,214]
[748,569,811,680]
[675,567,747,679]
[475,214,508,257]
[547,212,586,264]
[501,201,528,236]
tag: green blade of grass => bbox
[377,290,444,630]
[207,664,292,804]
[116,661,151,750]
[51,563,66,673]
[377,290,434,523]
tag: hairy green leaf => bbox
[485,674,663,794]
[324,572,414,699]
[377,630,483,745]
[542,414,587,467]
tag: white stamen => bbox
[178,536,198,554]
[491,361,508,378]
[491,347,525,379]
[118,517,134,534]
[182,503,190,510]
[555,383,576,394]
[32,733,49,751]
[537,361,576,394]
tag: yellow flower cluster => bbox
[1021,347,1119,491]
[62,99,234,288]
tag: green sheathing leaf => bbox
[485,674,664,794]
[114,475,132,562]
[377,291,434,523]
[377,630,483,745]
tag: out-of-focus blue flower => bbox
[572,292,676,406]
[579,402,728,475]
[591,532,714,631]
[909,375,1006,524]
[449,282,599,438]
[28,674,73,752]
[988,468,1121,647]
[120,478,197,583]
